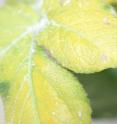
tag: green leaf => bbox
[0,4,91,124]
[37,0,117,73]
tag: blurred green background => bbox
[77,69,117,118]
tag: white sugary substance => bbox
[0,97,5,124]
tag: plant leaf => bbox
[0,4,91,124]
[6,0,35,5]
[37,0,117,73]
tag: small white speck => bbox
[50,50,54,54]
[101,54,108,62]
[31,48,35,54]
[103,17,110,25]
[52,112,56,116]
[78,111,82,118]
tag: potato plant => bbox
[0,0,117,124]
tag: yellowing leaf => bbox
[7,0,35,5]
[0,4,91,124]
[38,0,117,73]
[32,46,91,124]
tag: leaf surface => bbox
[38,0,117,73]
[0,4,91,124]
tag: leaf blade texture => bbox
[0,4,91,124]
[38,0,117,73]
